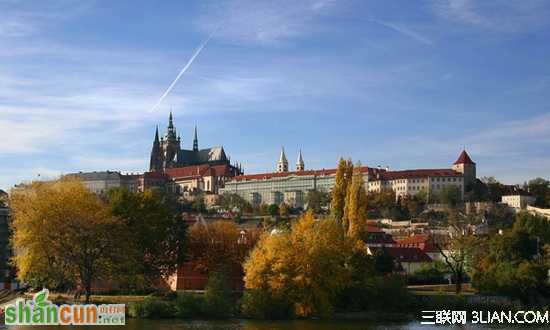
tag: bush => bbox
[240,289,293,319]
[149,290,178,300]
[203,272,233,317]
[174,293,204,318]
[367,275,412,310]
[129,297,175,318]
[339,275,412,312]
[409,261,449,285]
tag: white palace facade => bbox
[220,149,476,208]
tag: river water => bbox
[3,319,547,329]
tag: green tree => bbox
[192,195,206,213]
[203,272,233,317]
[217,193,252,213]
[106,188,186,289]
[268,204,279,217]
[434,211,481,294]
[400,194,426,218]
[437,185,462,207]
[472,213,550,304]
[526,177,550,207]
[373,248,395,275]
[482,177,506,203]
[305,190,330,214]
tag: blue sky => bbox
[1,0,549,190]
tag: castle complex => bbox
[149,111,241,173]
[65,112,477,208]
[220,150,476,208]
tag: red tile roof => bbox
[141,171,169,179]
[371,247,432,262]
[165,164,233,179]
[396,234,445,253]
[366,225,384,233]
[231,166,382,182]
[377,169,462,180]
[453,150,475,165]
[396,234,429,245]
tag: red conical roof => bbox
[454,150,475,165]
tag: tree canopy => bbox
[472,212,550,304]
[105,187,187,289]
[244,211,352,317]
[10,179,125,302]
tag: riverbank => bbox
[21,288,522,323]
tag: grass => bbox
[24,292,149,305]
[0,289,23,305]
[407,284,475,295]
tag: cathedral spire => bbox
[168,110,174,128]
[154,125,159,144]
[193,125,199,151]
[166,110,177,141]
[296,149,304,171]
[150,125,162,172]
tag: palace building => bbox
[220,150,476,208]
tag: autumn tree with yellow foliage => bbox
[243,211,352,318]
[343,164,368,238]
[10,179,126,302]
[330,158,354,224]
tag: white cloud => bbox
[371,20,433,45]
[195,0,337,45]
[0,19,35,37]
[70,155,146,173]
[370,112,550,184]
[431,0,550,32]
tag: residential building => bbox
[65,171,139,194]
[501,194,536,210]
[367,150,476,200]
[396,234,445,262]
[367,246,432,275]
[362,225,396,248]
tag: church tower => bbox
[296,150,305,171]
[193,126,199,152]
[162,111,181,169]
[149,125,163,172]
[277,147,289,173]
[452,149,476,189]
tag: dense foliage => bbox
[472,212,550,304]
[106,187,187,290]
[10,179,125,302]
[243,211,352,317]
[10,179,187,300]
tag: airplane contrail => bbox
[150,27,219,112]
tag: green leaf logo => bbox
[33,289,50,308]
